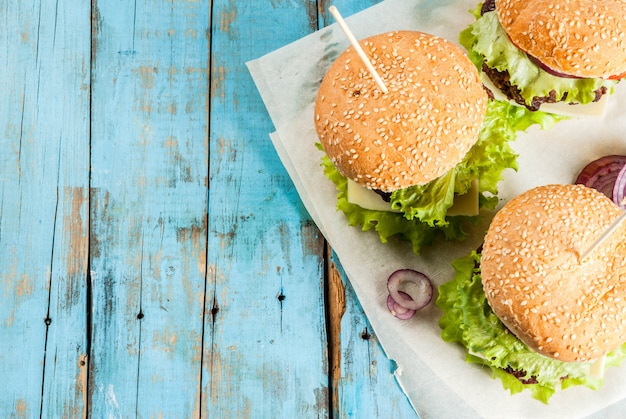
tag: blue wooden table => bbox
[0,0,418,417]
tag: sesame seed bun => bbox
[481,184,626,362]
[314,31,487,193]
[496,0,626,78]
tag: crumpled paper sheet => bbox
[247,0,626,417]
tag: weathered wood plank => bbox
[0,0,90,416]
[330,252,418,418]
[203,1,329,417]
[0,0,430,416]
[89,0,209,416]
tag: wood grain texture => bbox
[0,0,90,416]
[89,0,208,417]
[0,0,421,417]
[330,252,418,418]
[204,0,329,417]
[327,245,347,414]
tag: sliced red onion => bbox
[528,54,581,79]
[386,269,433,319]
[386,293,417,320]
[517,37,625,80]
[575,155,626,199]
[613,164,626,209]
[527,49,626,80]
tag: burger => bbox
[460,0,626,111]
[437,184,626,402]
[314,30,560,254]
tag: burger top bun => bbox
[314,31,487,193]
[496,0,626,79]
[481,184,626,362]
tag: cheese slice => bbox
[588,355,606,379]
[482,76,609,118]
[347,179,401,213]
[447,179,479,217]
[346,178,479,217]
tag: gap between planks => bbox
[325,242,346,417]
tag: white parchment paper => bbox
[247,0,626,417]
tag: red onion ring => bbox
[528,53,626,81]
[507,30,626,80]
[527,54,581,79]
[386,293,417,320]
[386,269,433,319]
[575,155,626,200]
[613,164,626,209]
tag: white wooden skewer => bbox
[328,6,389,94]
[580,211,626,261]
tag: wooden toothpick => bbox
[580,211,626,261]
[329,6,389,94]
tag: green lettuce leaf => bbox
[437,251,626,403]
[320,155,474,253]
[460,5,618,108]
[319,99,563,254]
